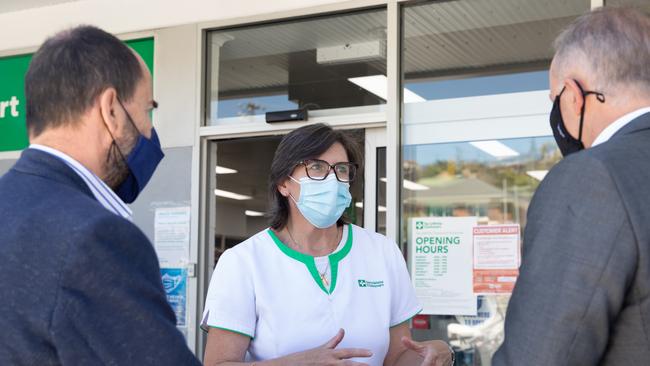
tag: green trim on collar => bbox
[267,228,327,293]
[267,224,353,295]
[328,223,353,294]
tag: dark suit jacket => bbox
[494,112,650,365]
[0,149,200,365]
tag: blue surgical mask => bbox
[289,173,352,229]
[112,99,165,203]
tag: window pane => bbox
[403,137,560,229]
[206,9,387,125]
[403,137,561,363]
[402,0,591,72]
[400,1,590,364]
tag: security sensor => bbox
[265,109,308,123]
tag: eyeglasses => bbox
[297,159,358,182]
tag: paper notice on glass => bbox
[410,217,477,316]
[155,207,191,267]
[473,225,520,294]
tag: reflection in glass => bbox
[206,9,387,125]
[403,137,560,228]
[402,0,591,102]
[400,1,590,364]
[403,137,561,364]
[405,70,549,102]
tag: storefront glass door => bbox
[401,90,562,365]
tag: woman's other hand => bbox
[400,337,452,366]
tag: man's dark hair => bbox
[268,123,362,230]
[25,25,143,137]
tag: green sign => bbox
[0,53,30,152]
[0,38,154,152]
[127,38,155,76]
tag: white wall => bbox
[153,24,198,149]
[0,0,354,53]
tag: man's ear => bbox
[98,87,119,135]
[564,79,586,118]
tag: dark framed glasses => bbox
[298,159,358,182]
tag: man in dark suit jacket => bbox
[0,26,200,365]
[494,7,650,365]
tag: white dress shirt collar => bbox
[28,144,132,220]
[592,106,650,147]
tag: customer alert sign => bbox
[410,217,477,316]
[473,225,520,294]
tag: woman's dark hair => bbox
[268,123,362,230]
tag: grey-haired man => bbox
[494,6,650,365]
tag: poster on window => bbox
[410,216,477,316]
[161,268,187,327]
[472,225,520,294]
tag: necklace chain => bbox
[286,226,340,255]
[287,226,340,289]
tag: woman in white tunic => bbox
[202,124,453,366]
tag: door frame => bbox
[363,127,387,233]
[195,121,388,357]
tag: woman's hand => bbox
[400,337,452,366]
[279,329,372,366]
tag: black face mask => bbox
[549,80,605,157]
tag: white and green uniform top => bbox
[201,224,422,366]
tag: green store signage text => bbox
[415,235,461,254]
[0,38,154,152]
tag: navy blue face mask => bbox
[112,99,165,203]
[550,80,605,157]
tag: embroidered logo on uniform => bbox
[358,279,384,288]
